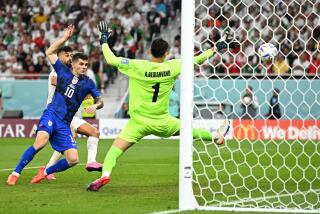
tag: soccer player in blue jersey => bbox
[33,46,103,181]
[7,25,104,185]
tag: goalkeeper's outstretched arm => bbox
[193,48,216,65]
[101,43,121,66]
[97,21,121,67]
[193,31,240,65]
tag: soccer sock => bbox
[87,136,99,163]
[45,159,70,175]
[102,146,123,177]
[14,146,39,174]
[46,151,63,169]
[192,128,213,141]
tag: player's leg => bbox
[102,120,144,177]
[102,137,133,177]
[45,149,78,175]
[87,119,143,191]
[34,119,75,181]
[36,120,78,180]
[7,111,54,185]
[31,148,79,184]
[87,137,133,191]
[70,122,77,139]
[34,150,62,180]
[168,116,230,145]
[46,151,63,169]
[75,120,102,171]
[31,122,78,183]
[189,119,230,145]
[7,131,50,185]
[211,119,230,145]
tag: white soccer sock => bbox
[102,171,111,178]
[87,136,99,163]
[12,172,20,177]
[46,151,63,168]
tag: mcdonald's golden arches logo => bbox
[236,124,256,139]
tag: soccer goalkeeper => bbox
[87,21,240,191]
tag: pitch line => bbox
[0,163,86,172]
[148,189,320,214]
[219,189,320,206]
[0,163,180,172]
[147,209,180,214]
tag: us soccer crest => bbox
[71,76,79,85]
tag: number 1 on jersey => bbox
[152,83,160,102]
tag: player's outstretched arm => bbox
[215,31,240,53]
[193,31,240,65]
[46,25,75,64]
[193,49,216,65]
[97,21,121,66]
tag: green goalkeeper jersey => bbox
[102,44,215,121]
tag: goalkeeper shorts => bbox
[119,116,180,143]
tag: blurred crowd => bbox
[194,0,320,77]
[1,0,319,87]
[0,0,181,90]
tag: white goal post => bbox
[179,0,197,211]
[179,0,320,213]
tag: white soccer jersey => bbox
[46,70,57,105]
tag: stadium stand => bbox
[0,0,181,89]
[193,0,320,77]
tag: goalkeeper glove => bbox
[97,21,112,45]
[215,31,240,52]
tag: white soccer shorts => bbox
[71,117,87,131]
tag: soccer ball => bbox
[258,43,278,62]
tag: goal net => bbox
[179,0,320,213]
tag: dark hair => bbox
[174,35,181,41]
[57,46,72,56]
[72,53,89,62]
[151,38,169,58]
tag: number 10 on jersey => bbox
[64,87,74,98]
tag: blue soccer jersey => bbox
[46,59,100,124]
[37,59,100,152]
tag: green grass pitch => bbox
[0,138,319,214]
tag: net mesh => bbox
[191,0,320,211]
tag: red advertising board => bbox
[233,120,320,140]
[0,119,39,138]
[1,118,319,140]
[0,119,99,138]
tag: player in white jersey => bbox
[35,46,102,180]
